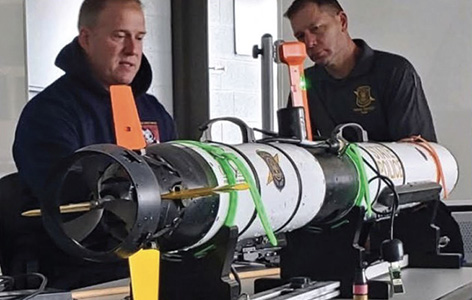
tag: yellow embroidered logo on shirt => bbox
[354,85,375,114]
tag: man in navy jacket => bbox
[14,0,176,205]
[11,0,176,289]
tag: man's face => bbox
[290,3,347,67]
[79,1,146,88]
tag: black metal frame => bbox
[159,226,240,300]
[171,0,210,140]
[277,185,463,299]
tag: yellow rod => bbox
[21,202,92,217]
[22,183,249,217]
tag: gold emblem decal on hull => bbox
[256,150,285,191]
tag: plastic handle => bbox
[278,42,313,140]
[199,117,256,143]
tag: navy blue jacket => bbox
[13,38,176,203]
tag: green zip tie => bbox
[175,141,237,226]
[176,141,277,246]
[224,152,277,246]
[217,157,238,226]
[344,143,372,217]
[344,145,362,206]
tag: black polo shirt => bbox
[304,39,437,142]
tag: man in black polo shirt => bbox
[285,0,437,142]
[283,0,464,261]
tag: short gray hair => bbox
[78,0,143,29]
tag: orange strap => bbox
[110,85,146,150]
[400,135,448,199]
[279,42,313,141]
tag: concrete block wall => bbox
[208,0,264,143]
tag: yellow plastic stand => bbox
[129,249,160,300]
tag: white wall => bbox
[0,0,173,178]
[280,0,472,200]
[208,0,277,143]
[0,0,27,177]
[142,0,173,113]
[25,0,82,97]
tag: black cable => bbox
[252,127,278,137]
[362,158,400,241]
[21,273,47,300]
[0,273,48,300]
[256,137,332,149]
[0,277,14,293]
[375,175,398,240]
[368,176,394,216]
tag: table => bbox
[72,267,472,300]
[339,267,472,300]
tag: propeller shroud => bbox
[41,144,161,262]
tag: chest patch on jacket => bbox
[141,122,160,144]
[353,85,376,114]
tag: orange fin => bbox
[110,85,146,149]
